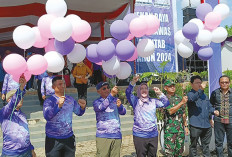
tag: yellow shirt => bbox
[72,64,92,84]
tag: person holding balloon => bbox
[72,61,92,102]
[126,75,169,157]
[0,75,36,157]
[93,81,126,157]
[43,76,86,157]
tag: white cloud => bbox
[181,0,200,9]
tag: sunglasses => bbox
[102,86,110,91]
[220,82,229,84]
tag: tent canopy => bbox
[0,0,134,47]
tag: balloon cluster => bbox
[12,0,92,75]
[175,3,230,61]
[3,54,48,82]
[86,13,160,79]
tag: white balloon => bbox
[196,30,212,46]
[67,44,86,63]
[174,30,186,45]
[102,56,120,75]
[116,62,132,80]
[212,27,228,43]
[137,39,155,57]
[189,18,204,30]
[46,0,67,17]
[213,4,230,20]
[51,17,73,41]
[177,41,193,58]
[66,14,81,24]
[44,51,64,73]
[13,25,36,49]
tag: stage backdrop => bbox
[130,0,178,73]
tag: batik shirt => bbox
[126,84,170,138]
[165,94,185,134]
[43,94,85,139]
[0,89,34,156]
[2,74,19,94]
[41,76,55,96]
[93,94,126,139]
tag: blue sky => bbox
[176,0,232,30]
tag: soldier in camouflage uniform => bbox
[163,80,189,157]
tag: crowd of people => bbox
[0,50,231,157]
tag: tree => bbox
[225,25,232,37]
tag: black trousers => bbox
[214,121,232,157]
[76,83,87,101]
[45,135,76,157]
[37,80,43,105]
[189,125,212,157]
[93,70,102,85]
[133,135,158,157]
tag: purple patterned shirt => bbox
[41,76,55,96]
[93,94,126,139]
[43,94,85,139]
[126,84,170,138]
[0,89,34,156]
[2,74,20,94]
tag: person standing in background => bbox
[72,61,92,102]
[41,71,55,101]
[0,54,6,92]
[35,71,48,106]
[93,63,103,86]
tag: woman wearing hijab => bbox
[126,75,170,157]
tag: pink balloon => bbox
[145,15,160,35]
[204,25,214,32]
[129,17,147,37]
[27,54,48,75]
[13,70,31,83]
[126,33,134,40]
[96,61,102,65]
[127,48,138,61]
[205,12,221,30]
[38,14,57,38]
[3,54,27,76]
[33,27,49,48]
[72,20,91,43]
[45,39,56,52]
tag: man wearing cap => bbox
[163,79,189,157]
[0,75,36,157]
[93,82,126,157]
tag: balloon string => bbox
[10,89,22,121]
[62,70,65,96]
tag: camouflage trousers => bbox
[164,132,185,157]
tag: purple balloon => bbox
[123,13,139,26]
[97,40,115,61]
[54,37,75,55]
[190,40,201,52]
[103,70,116,78]
[110,20,130,40]
[182,22,199,39]
[106,38,118,47]
[116,40,135,61]
[198,46,213,61]
[196,3,213,21]
[86,44,102,63]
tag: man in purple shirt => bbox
[0,75,36,157]
[93,82,126,157]
[43,76,86,157]
[1,74,20,106]
[41,71,55,100]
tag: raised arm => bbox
[116,99,126,115]
[126,75,139,108]
[93,94,115,112]
[73,99,86,116]
[187,89,204,102]
[153,87,170,108]
[168,96,188,115]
